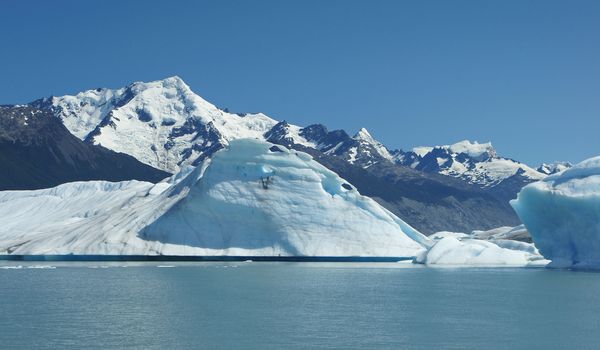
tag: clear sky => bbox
[1,0,598,165]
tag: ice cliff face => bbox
[0,139,428,257]
[511,156,600,268]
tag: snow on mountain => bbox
[537,162,572,175]
[352,128,394,163]
[38,77,279,173]
[394,140,544,188]
[511,156,600,268]
[28,75,554,215]
[38,76,397,172]
[40,77,396,173]
[447,140,496,160]
[0,105,170,190]
[0,139,428,257]
[264,122,394,167]
[263,121,316,148]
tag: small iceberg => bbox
[414,236,547,267]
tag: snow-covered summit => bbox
[537,161,572,175]
[352,127,394,163]
[42,75,398,172]
[394,140,543,188]
[447,140,496,160]
[265,122,394,167]
[410,140,495,160]
[40,76,279,173]
[0,139,428,257]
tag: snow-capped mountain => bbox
[265,122,393,167]
[537,162,572,175]
[14,76,567,233]
[393,140,545,188]
[32,76,279,173]
[0,139,428,256]
[40,76,543,187]
[22,76,568,192]
[32,76,396,173]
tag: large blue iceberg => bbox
[511,156,600,268]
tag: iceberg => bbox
[470,225,532,242]
[414,236,547,267]
[511,156,600,268]
[0,139,428,257]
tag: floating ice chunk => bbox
[511,155,600,268]
[428,231,469,240]
[414,237,547,266]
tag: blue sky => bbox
[1,0,598,165]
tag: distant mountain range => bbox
[2,76,571,233]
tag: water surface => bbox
[1,262,599,349]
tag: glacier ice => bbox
[511,156,600,268]
[470,225,531,242]
[0,139,428,257]
[414,236,547,267]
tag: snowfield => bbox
[511,156,600,268]
[0,139,429,257]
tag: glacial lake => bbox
[1,262,600,350]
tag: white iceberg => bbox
[0,139,428,257]
[511,156,600,268]
[414,236,547,267]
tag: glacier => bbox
[0,139,429,257]
[511,156,600,268]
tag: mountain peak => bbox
[537,162,572,175]
[129,76,193,95]
[158,75,188,88]
[447,140,496,159]
[354,127,374,141]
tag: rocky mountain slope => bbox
[0,106,170,190]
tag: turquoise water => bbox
[1,262,600,349]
